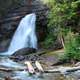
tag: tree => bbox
[44,0,80,61]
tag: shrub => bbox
[60,31,80,62]
[45,0,80,61]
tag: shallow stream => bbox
[0,57,79,80]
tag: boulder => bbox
[0,39,10,52]
[12,48,36,56]
[73,70,80,79]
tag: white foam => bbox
[0,13,37,55]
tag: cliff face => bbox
[0,0,49,51]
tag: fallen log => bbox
[64,66,80,72]
[35,61,44,72]
[44,69,60,73]
[0,67,12,72]
[0,67,27,72]
[24,61,35,74]
[0,66,80,74]
[0,60,80,74]
[44,66,80,74]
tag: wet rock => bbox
[0,22,17,39]
[0,0,48,42]
[0,39,11,52]
[73,70,80,79]
[12,48,36,56]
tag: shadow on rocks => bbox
[12,48,37,56]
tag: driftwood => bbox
[35,61,44,72]
[0,66,80,73]
[44,66,80,74]
[0,60,80,75]
[0,67,12,72]
[0,67,27,72]
[25,61,35,74]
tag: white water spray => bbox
[0,13,37,56]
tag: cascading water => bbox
[0,13,41,80]
[0,13,37,56]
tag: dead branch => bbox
[1,66,80,73]
[0,67,12,72]
[44,66,80,73]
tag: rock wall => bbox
[0,0,49,51]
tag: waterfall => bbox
[0,13,37,56]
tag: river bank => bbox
[0,49,80,80]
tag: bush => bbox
[44,0,80,61]
[43,32,57,48]
[60,31,80,62]
[43,0,80,49]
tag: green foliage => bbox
[44,0,80,61]
[44,0,80,48]
[48,0,80,29]
[43,32,57,48]
[61,31,80,62]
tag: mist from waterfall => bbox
[0,13,37,56]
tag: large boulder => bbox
[12,48,36,56]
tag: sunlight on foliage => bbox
[60,31,80,62]
[43,0,80,61]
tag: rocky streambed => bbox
[0,49,80,80]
